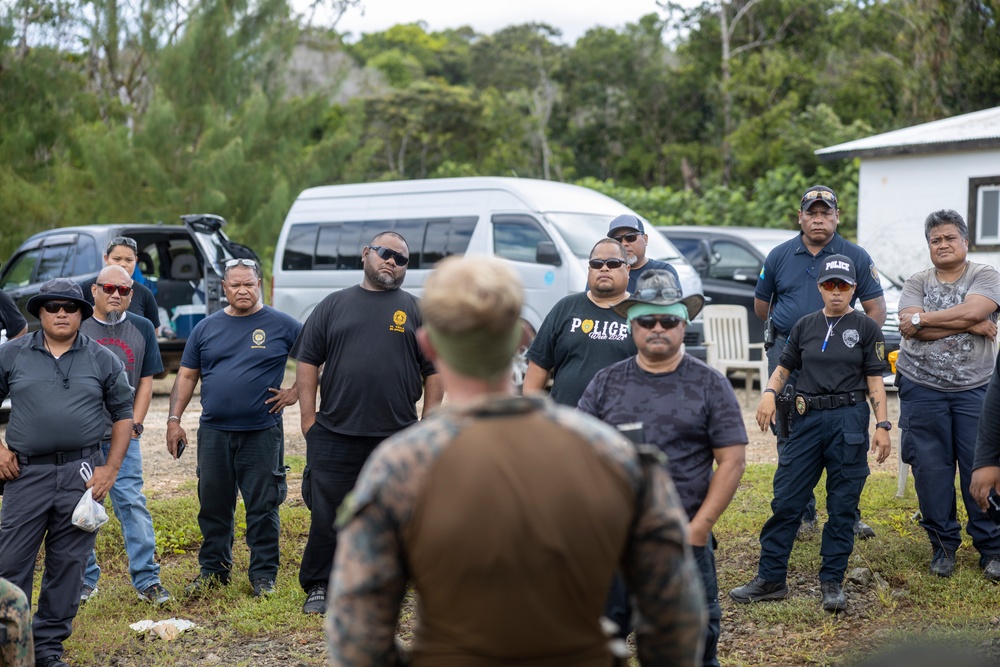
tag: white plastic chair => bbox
[702,305,769,407]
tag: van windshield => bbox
[545,213,684,262]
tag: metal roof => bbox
[816,106,1000,160]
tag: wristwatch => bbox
[875,421,892,431]
[132,423,144,436]
[911,313,923,330]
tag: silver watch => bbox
[911,313,922,330]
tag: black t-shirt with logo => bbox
[526,292,636,407]
[778,309,885,395]
[293,285,436,437]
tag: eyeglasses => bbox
[588,258,626,269]
[635,286,682,301]
[633,315,684,330]
[100,283,133,296]
[820,280,854,292]
[368,246,409,266]
[42,301,81,314]
[225,258,257,268]
[611,233,640,243]
[801,190,838,206]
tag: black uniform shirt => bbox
[779,309,885,395]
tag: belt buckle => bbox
[795,395,808,416]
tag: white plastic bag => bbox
[72,462,109,532]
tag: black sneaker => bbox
[302,584,327,615]
[983,557,1000,582]
[252,578,277,597]
[796,518,818,540]
[79,584,97,604]
[929,550,956,578]
[853,519,876,540]
[729,576,788,603]
[138,583,172,605]
[820,580,846,613]
[185,573,230,597]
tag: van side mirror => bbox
[536,241,561,266]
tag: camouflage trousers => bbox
[0,577,33,666]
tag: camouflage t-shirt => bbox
[897,262,1000,391]
[578,354,748,519]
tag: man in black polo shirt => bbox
[0,278,134,667]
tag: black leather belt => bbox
[15,445,99,466]
[795,390,866,414]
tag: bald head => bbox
[97,265,133,284]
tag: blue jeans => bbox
[898,377,1000,560]
[758,403,870,583]
[196,425,287,582]
[84,438,160,593]
[693,537,721,667]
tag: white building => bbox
[817,106,1000,282]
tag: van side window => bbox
[36,244,74,282]
[338,221,364,270]
[422,217,476,268]
[74,235,100,276]
[284,224,319,271]
[0,249,42,289]
[315,225,341,268]
[492,215,553,263]
[393,219,426,268]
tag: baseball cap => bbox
[817,254,856,285]
[608,214,644,237]
[800,186,839,211]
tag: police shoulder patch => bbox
[875,341,885,362]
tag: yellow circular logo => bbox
[393,310,407,326]
[252,329,266,346]
[581,319,594,334]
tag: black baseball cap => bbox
[800,186,838,211]
[817,254,856,285]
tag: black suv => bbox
[0,215,258,375]
[658,225,902,355]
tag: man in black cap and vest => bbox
[0,278,134,667]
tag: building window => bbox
[968,176,1000,250]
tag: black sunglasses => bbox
[611,233,640,243]
[588,258,626,269]
[635,286,681,301]
[42,301,81,314]
[100,283,133,296]
[107,236,138,253]
[368,246,409,266]
[633,315,684,330]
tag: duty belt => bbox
[15,444,99,466]
[794,390,866,415]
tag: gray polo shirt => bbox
[0,330,133,456]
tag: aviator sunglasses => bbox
[611,233,640,243]
[368,246,409,266]
[100,283,133,296]
[633,315,684,330]
[820,280,854,292]
[588,258,626,269]
[42,301,82,314]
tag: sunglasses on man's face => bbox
[42,301,81,314]
[611,233,640,243]
[633,315,684,330]
[368,246,409,266]
[100,284,132,296]
[107,236,138,253]
[588,258,626,270]
[820,280,854,292]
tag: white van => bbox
[272,177,705,381]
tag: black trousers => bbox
[298,424,384,592]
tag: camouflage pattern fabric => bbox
[326,394,706,667]
[0,577,33,666]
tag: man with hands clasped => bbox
[730,254,891,614]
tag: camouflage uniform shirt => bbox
[326,394,706,667]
